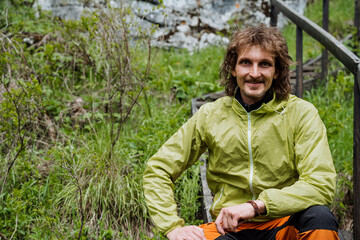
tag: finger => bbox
[188,230,204,240]
[215,211,225,235]
[192,227,206,240]
[222,210,230,231]
[229,215,239,232]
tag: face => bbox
[231,45,279,105]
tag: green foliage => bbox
[0,178,54,239]
[282,0,355,62]
[0,0,59,34]
[0,33,45,196]
[305,73,353,172]
[175,163,202,225]
[0,78,42,139]
[147,47,224,102]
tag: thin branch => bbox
[62,154,85,240]
[0,80,27,195]
[9,213,18,240]
[108,84,145,160]
[0,231,8,240]
[144,38,153,117]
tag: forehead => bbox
[237,45,275,61]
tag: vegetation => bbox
[283,0,355,62]
[0,0,356,239]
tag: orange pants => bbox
[198,206,339,240]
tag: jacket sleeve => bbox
[258,103,336,218]
[143,108,208,235]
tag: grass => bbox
[144,46,225,101]
[42,99,194,239]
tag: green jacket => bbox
[143,94,336,235]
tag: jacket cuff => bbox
[257,197,270,216]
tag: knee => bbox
[292,205,338,232]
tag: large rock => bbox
[130,0,308,50]
[33,0,308,50]
[33,0,123,20]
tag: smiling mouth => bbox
[246,81,264,84]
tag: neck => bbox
[235,89,273,112]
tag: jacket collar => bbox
[235,88,273,112]
[232,90,289,115]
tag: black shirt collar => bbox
[235,88,273,112]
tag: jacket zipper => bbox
[211,186,224,213]
[247,112,256,200]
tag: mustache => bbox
[244,76,266,83]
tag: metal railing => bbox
[270,0,360,239]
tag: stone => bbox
[33,0,308,50]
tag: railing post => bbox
[354,2,360,239]
[270,0,278,27]
[296,26,303,98]
[320,0,329,84]
[354,65,360,240]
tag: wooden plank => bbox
[191,98,198,115]
[290,72,320,80]
[191,95,214,223]
[303,66,320,71]
[339,230,354,240]
[199,157,213,223]
[270,0,360,83]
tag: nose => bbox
[249,65,261,78]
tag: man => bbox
[143,25,339,240]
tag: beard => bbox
[239,75,271,104]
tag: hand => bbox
[166,226,206,240]
[215,200,265,235]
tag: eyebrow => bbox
[238,57,274,63]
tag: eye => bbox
[239,60,251,65]
[260,61,272,67]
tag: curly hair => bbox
[220,24,292,100]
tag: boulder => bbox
[33,0,308,50]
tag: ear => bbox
[274,69,279,80]
[231,69,236,77]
